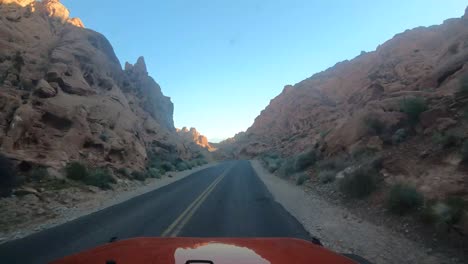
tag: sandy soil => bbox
[250,160,462,264]
[0,163,218,244]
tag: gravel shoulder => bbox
[250,160,459,264]
[0,163,218,244]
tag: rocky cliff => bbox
[223,8,468,200]
[177,127,215,152]
[0,0,192,174]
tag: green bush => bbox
[277,158,296,178]
[339,166,379,198]
[422,197,467,228]
[263,156,282,173]
[387,184,424,215]
[176,162,189,171]
[160,162,176,173]
[432,132,460,149]
[131,171,147,181]
[392,128,408,145]
[296,173,309,186]
[294,150,318,172]
[461,141,468,162]
[0,154,17,197]
[84,169,116,190]
[148,168,162,179]
[400,97,428,125]
[458,74,468,95]
[30,167,49,181]
[365,117,385,135]
[319,170,336,184]
[116,168,130,177]
[65,162,88,181]
[317,157,349,172]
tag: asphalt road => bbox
[0,160,312,263]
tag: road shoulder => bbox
[250,160,447,264]
[0,163,219,244]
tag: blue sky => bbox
[62,0,466,142]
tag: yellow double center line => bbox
[161,166,232,237]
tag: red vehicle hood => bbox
[51,237,357,264]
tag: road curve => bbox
[0,160,312,263]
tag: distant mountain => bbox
[177,127,215,152]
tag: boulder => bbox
[34,79,57,98]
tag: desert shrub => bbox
[160,161,176,173]
[339,166,379,198]
[432,132,460,149]
[30,167,49,181]
[277,158,296,178]
[263,155,282,173]
[84,169,116,190]
[131,171,147,181]
[319,170,336,184]
[294,150,318,172]
[365,117,385,135]
[148,168,162,179]
[387,184,424,215]
[176,162,189,171]
[99,132,109,142]
[317,156,350,172]
[448,43,459,54]
[350,147,377,160]
[116,168,130,177]
[296,173,309,186]
[65,162,88,181]
[461,140,468,162]
[0,154,17,197]
[400,97,428,125]
[392,128,408,145]
[458,75,468,95]
[422,197,467,229]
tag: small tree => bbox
[400,97,428,125]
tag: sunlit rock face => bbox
[177,127,215,151]
[0,0,193,172]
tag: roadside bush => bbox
[176,162,189,171]
[0,154,17,197]
[387,184,424,215]
[131,171,147,182]
[339,166,379,199]
[84,169,116,190]
[365,117,385,135]
[30,167,49,181]
[262,155,282,173]
[116,168,130,177]
[277,158,296,178]
[294,150,318,172]
[317,156,350,172]
[422,197,467,229]
[392,128,408,145]
[461,141,468,163]
[457,74,468,95]
[160,162,176,173]
[65,162,88,181]
[319,170,336,184]
[148,168,162,179]
[400,97,428,125]
[432,132,460,149]
[296,173,309,186]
